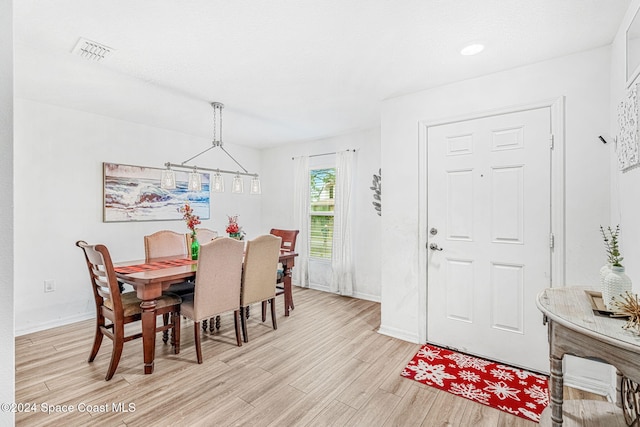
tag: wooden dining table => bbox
[114,250,297,375]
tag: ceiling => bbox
[13,0,632,148]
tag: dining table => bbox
[114,250,298,375]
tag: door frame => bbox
[417,97,566,343]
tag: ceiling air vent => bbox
[71,37,113,62]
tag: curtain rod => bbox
[291,149,356,160]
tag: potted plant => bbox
[600,225,631,310]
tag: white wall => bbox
[260,128,382,301]
[0,0,14,423]
[610,0,640,290]
[14,55,263,335]
[379,47,612,343]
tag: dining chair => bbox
[240,234,282,342]
[269,229,299,311]
[144,230,194,296]
[185,228,223,332]
[192,228,218,244]
[179,237,244,363]
[76,240,181,381]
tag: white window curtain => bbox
[330,150,355,295]
[292,156,310,288]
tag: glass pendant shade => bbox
[161,168,176,190]
[250,176,262,195]
[188,170,202,192]
[232,174,244,193]
[211,171,224,192]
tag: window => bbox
[310,168,335,259]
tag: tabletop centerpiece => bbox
[226,215,244,240]
[179,203,201,260]
[600,225,632,310]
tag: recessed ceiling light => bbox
[460,43,485,56]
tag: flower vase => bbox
[191,234,200,260]
[603,266,632,310]
[600,264,612,296]
[229,232,241,240]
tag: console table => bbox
[536,286,640,426]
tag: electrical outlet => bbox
[44,280,55,293]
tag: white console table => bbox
[536,286,640,426]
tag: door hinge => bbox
[549,134,554,150]
[549,233,555,249]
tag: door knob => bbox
[429,243,443,251]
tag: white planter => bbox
[603,266,632,311]
[600,264,612,288]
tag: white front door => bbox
[426,107,551,373]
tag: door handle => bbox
[429,243,443,251]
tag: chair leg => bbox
[88,317,105,362]
[233,310,242,347]
[173,312,181,354]
[240,306,249,343]
[261,301,267,322]
[162,313,169,344]
[194,322,203,364]
[105,324,124,381]
[270,297,277,330]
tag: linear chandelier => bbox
[160,102,261,194]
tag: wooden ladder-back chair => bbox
[179,237,244,363]
[269,229,299,312]
[240,234,282,342]
[76,240,181,381]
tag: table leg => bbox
[282,262,293,316]
[140,299,157,374]
[550,355,564,426]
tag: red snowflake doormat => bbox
[401,344,549,423]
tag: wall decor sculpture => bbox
[370,168,381,216]
[103,162,210,222]
[617,83,640,171]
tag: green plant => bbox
[601,225,624,267]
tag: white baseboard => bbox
[563,356,616,401]
[15,312,94,336]
[307,283,380,302]
[377,324,420,343]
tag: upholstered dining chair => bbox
[144,230,194,296]
[240,234,282,342]
[269,229,299,311]
[192,228,218,244]
[76,240,181,381]
[179,237,244,363]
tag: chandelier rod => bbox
[165,162,257,178]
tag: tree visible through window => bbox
[310,168,335,259]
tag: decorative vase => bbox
[191,234,200,260]
[229,232,241,240]
[600,263,612,300]
[603,266,632,310]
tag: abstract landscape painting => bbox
[103,162,210,222]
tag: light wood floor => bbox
[16,287,603,426]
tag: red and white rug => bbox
[401,344,549,423]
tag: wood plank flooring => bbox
[15,287,602,426]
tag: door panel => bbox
[427,107,551,373]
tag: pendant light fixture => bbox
[160,102,261,194]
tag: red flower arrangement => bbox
[226,215,244,239]
[179,203,201,235]
[226,215,240,233]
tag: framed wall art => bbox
[617,84,640,172]
[103,162,210,222]
[627,7,640,87]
